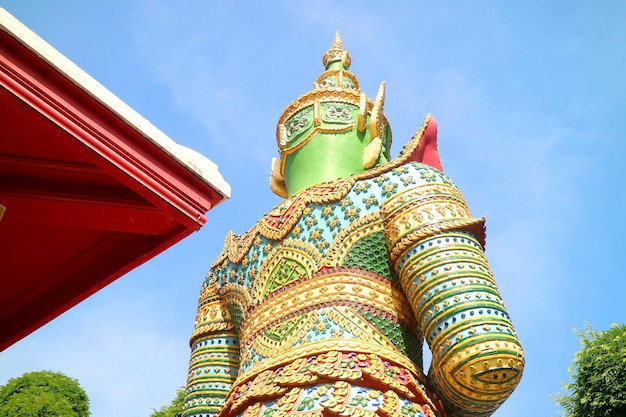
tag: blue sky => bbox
[1,1,625,416]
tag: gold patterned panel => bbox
[235,339,426,395]
[381,183,469,225]
[258,198,304,241]
[325,306,396,348]
[250,312,319,358]
[240,270,413,347]
[251,239,322,303]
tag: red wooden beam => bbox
[0,8,230,351]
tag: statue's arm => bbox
[183,274,240,416]
[382,165,524,417]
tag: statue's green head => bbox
[270,32,392,197]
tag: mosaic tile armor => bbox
[183,34,523,417]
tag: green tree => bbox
[150,387,185,417]
[0,370,90,417]
[555,324,626,417]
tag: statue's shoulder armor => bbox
[385,161,458,195]
[208,224,264,291]
[208,177,356,281]
[354,159,458,202]
[211,227,259,267]
[257,176,358,239]
[380,161,487,260]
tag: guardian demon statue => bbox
[182,33,524,417]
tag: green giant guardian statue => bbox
[182,33,524,417]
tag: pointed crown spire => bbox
[322,31,351,69]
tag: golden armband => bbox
[184,282,240,417]
[190,283,236,342]
[381,183,485,266]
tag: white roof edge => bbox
[0,8,231,200]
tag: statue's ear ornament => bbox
[269,157,288,198]
[357,93,367,133]
[341,50,351,68]
[369,82,386,141]
[363,137,382,169]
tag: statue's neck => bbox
[284,133,367,196]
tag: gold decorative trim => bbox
[280,121,358,160]
[322,32,350,68]
[389,218,486,265]
[211,230,261,267]
[277,89,388,149]
[189,284,237,343]
[381,183,467,217]
[223,350,440,417]
[380,181,489,265]
[251,239,323,303]
[259,177,357,241]
[363,137,382,169]
[212,176,362,271]
[313,99,321,127]
[236,339,426,389]
[220,283,252,317]
[210,232,233,268]
[240,270,413,346]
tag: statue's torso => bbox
[200,162,457,416]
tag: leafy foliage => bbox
[555,324,626,417]
[0,370,90,417]
[150,387,185,417]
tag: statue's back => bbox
[182,34,524,417]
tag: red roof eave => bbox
[0,8,230,351]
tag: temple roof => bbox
[0,8,230,351]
